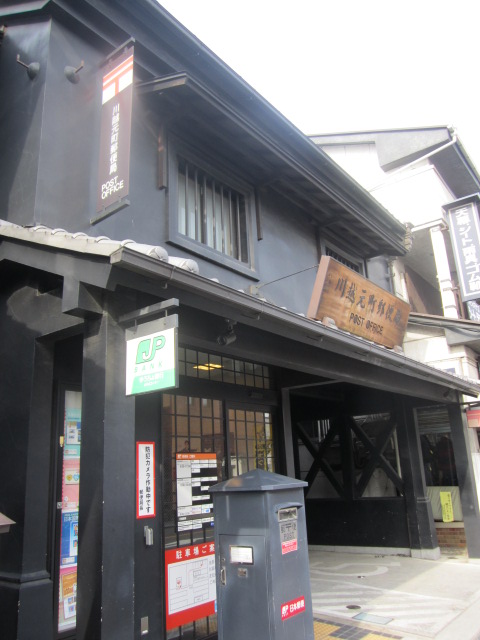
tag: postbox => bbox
[210,469,314,640]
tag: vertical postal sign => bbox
[96,47,134,216]
[126,316,179,396]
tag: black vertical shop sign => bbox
[96,48,134,215]
[447,199,480,301]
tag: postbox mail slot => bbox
[277,507,298,522]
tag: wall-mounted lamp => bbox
[16,54,40,80]
[0,512,15,534]
[64,60,84,84]
[216,319,237,346]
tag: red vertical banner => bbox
[136,442,156,519]
[96,48,134,214]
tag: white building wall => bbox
[324,143,385,191]
[372,164,453,226]
[322,147,454,226]
[404,327,473,375]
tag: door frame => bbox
[51,383,82,639]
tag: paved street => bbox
[309,548,480,639]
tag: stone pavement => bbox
[309,547,480,640]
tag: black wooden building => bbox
[1,2,480,639]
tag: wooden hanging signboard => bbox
[307,257,410,349]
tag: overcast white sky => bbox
[159,0,480,171]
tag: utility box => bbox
[210,469,314,640]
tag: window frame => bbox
[167,135,258,278]
[319,237,365,275]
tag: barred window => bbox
[177,157,249,264]
[325,246,361,273]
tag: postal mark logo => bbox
[136,336,166,364]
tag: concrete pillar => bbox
[430,225,459,319]
[77,304,135,640]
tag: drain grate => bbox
[353,612,393,625]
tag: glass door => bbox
[226,406,275,477]
[54,389,82,636]
[162,393,223,640]
[161,394,277,640]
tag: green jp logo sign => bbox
[135,336,166,364]
[126,327,177,396]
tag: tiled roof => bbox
[0,219,199,273]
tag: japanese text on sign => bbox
[281,596,306,621]
[165,543,216,630]
[100,103,125,201]
[440,491,454,523]
[176,453,217,532]
[96,49,133,213]
[307,257,410,348]
[448,200,480,301]
[280,520,298,555]
[137,442,155,519]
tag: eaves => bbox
[139,72,406,258]
[1,227,477,400]
[110,246,479,400]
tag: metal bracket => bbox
[103,37,136,66]
[144,526,153,546]
[16,54,40,80]
[119,298,179,327]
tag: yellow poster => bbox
[440,491,454,523]
[61,570,77,599]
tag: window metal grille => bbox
[325,246,360,272]
[228,408,275,476]
[177,158,249,264]
[162,394,221,639]
[178,347,270,390]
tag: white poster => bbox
[137,442,155,518]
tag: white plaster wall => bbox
[372,164,453,226]
[404,327,479,382]
[324,143,385,190]
[322,145,454,227]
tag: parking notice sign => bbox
[165,543,216,630]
